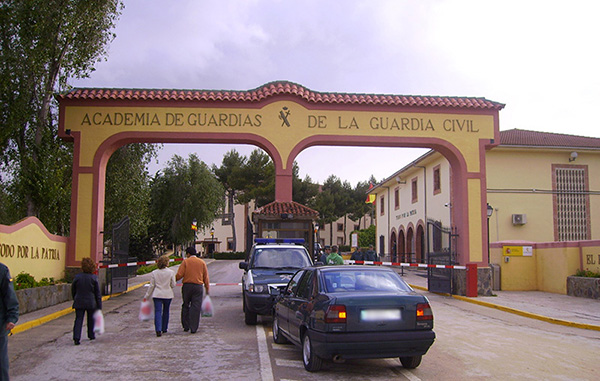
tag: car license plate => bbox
[361,309,401,321]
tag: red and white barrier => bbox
[345,259,466,270]
[98,257,184,269]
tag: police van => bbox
[239,238,313,325]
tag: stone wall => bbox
[566,276,600,299]
[15,284,72,314]
[452,267,493,296]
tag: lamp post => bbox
[209,227,215,258]
[191,218,198,253]
[314,222,320,260]
[486,204,493,264]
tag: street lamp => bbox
[191,218,198,245]
[314,223,320,260]
[486,204,493,264]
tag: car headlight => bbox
[249,284,268,293]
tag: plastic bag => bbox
[201,295,213,317]
[93,310,105,334]
[139,299,152,321]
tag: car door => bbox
[277,270,304,340]
[288,270,315,343]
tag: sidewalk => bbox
[399,267,600,330]
[12,262,600,334]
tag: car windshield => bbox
[252,247,311,269]
[322,269,412,293]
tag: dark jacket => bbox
[365,250,378,261]
[350,251,364,261]
[0,263,19,336]
[72,272,102,310]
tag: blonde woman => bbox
[144,255,176,336]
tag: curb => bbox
[11,281,149,335]
[451,294,600,332]
[408,282,600,332]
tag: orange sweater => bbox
[176,256,210,293]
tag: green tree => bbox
[309,175,353,244]
[0,0,123,230]
[104,143,158,259]
[292,163,319,206]
[348,176,377,229]
[237,149,274,207]
[150,154,224,247]
[212,150,246,251]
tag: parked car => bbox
[272,265,435,371]
[239,238,313,325]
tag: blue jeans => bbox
[153,298,172,333]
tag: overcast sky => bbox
[71,0,600,186]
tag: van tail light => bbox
[416,303,433,321]
[325,305,347,323]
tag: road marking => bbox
[383,359,422,380]
[275,358,303,368]
[256,325,274,381]
[272,345,297,352]
[399,368,422,381]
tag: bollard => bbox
[466,263,478,297]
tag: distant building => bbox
[368,129,600,263]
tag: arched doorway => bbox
[398,230,406,262]
[416,224,425,263]
[390,231,397,262]
[406,227,414,263]
[58,81,502,267]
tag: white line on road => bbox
[257,325,274,381]
[272,345,297,352]
[275,358,304,368]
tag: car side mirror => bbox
[239,262,248,270]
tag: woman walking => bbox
[72,257,102,345]
[144,255,176,336]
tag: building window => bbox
[354,224,359,231]
[337,223,344,232]
[337,237,344,246]
[394,187,400,210]
[380,195,385,216]
[227,238,234,251]
[553,165,590,241]
[411,178,418,203]
[433,165,441,195]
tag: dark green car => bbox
[239,238,313,325]
[273,265,435,372]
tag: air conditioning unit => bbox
[512,214,527,225]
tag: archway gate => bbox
[58,81,503,268]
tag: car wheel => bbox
[302,332,322,372]
[272,314,288,344]
[400,355,422,369]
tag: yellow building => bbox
[370,129,600,293]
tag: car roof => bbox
[253,244,308,249]
[312,265,394,273]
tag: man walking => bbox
[176,247,209,334]
[326,245,344,265]
[1,262,19,381]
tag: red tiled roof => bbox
[59,81,504,110]
[253,201,319,218]
[500,129,600,148]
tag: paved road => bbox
[8,260,600,380]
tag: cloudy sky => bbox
[71,0,600,186]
